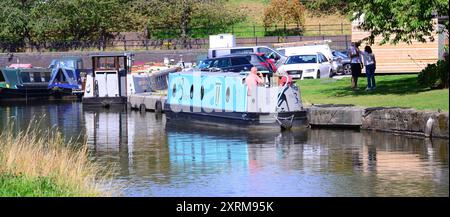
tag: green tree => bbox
[305,0,449,44]
[263,0,306,34]
[131,0,244,47]
[31,0,130,49]
[0,0,41,51]
[0,0,131,51]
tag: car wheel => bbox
[329,69,333,78]
[343,64,352,75]
[316,70,321,79]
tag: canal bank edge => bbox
[308,105,449,139]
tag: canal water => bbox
[0,101,448,197]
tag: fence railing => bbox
[1,23,352,53]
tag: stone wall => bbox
[308,105,449,139]
[0,50,207,68]
[362,108,449,139]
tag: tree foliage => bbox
[0,0,40,46]
[304,0,449,44]
[263,0,306,29]
[0,0,244,51]
[130,0,245,40]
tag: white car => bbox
[277,52,332,79]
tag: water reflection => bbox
[0,102,448,197]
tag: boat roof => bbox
[175,68,269,77]
[90,53,133,58]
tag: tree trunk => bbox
[180,0,190,49]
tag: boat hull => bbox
[0,87,51,101]
[164,104,308,130]
[82,96,127,108]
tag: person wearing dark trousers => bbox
[348,42,363,90]
[362,46,376,90]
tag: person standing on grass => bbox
[362,46,376,90]
[348,42,363,90]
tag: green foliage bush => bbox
[418,57,449,89]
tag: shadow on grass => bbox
[326,76,431,97]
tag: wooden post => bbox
[319,23,321,35]
[253,25,257,46]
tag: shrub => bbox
[418,57,449,89]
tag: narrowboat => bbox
[48,57,85,97]
[82,53,133,107]
[0,66,52,101]
[164,69,308,130]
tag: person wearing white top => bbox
[348,42,363,90]
[361,46,376,90]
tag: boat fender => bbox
[155,101,163,113]
[425,117,435,138]
[139,104,146,113]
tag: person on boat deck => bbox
[277,71,293,87]
[246,67,264,96]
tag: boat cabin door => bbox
[91,55,130,98]
[95,71,119,97]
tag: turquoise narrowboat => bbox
[164,69,307,130]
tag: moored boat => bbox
[164,69,307,130]
[0,65,52,101]
[48,57,85,98]
[82,53,133,107]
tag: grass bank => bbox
[0,121,111,197]
[297,74,449,111]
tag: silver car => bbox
[332,50,352,75]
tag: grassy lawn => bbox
[227,0,351,37]
[297,74,449,111]
[0,174,77,197]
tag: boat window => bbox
[55,69,68,83]
[200,86,205,100]
[172,84,177,98]
[94,56,123,71]
[20,72,31,83]
[43,71,51,82]
[0,71,5,82]
[77,60,84,70]
[190,85,194,99]
[215,83,221,105]
[33,72,42,82]
[66,69,75,79]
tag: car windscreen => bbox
[285,55,317,64]
[198,59,213,69]
[245,55,264,64]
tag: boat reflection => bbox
[82,110,448,196]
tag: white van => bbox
[207,46,287,67]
